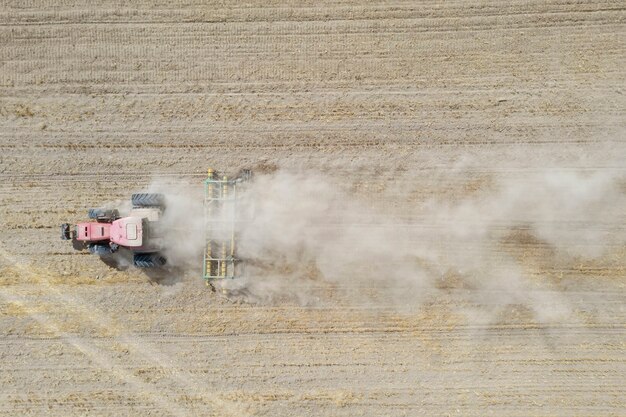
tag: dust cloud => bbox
[233,167,625,319]
[144,165,625,321]
[146,180,206,275]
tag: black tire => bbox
[88,208,119,222]
[88,243,113,256]
[88,208,106,219]
[131,193,165,208]
[133,253,167,268]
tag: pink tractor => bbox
[61,193,166,268]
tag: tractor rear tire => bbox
[133,253,167,268]
[88,243,113,256]
[131,193,165,208]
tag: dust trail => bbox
[231,167,625,321]
[142,166,625,322]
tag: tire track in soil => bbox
[0,245,250,417]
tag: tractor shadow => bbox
[97,249,183,286]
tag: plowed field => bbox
[0,1,624,416]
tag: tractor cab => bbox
[109,217,144,248]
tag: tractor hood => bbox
[75,222,111,241]
[110,217,143,247]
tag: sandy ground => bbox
[0,1,625,416]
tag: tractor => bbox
[61,168,252,277]
[61,193,167,267]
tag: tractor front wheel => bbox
[133,253,167,268]
[88,243,113,256]
[88,208,120,223]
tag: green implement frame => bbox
[203,169,245,281]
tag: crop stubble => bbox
[0,1,624,416]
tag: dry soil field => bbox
[0,1,625,416]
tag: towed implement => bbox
[203,168,251,282]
